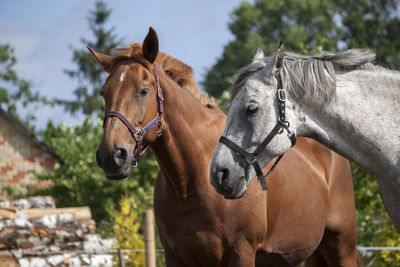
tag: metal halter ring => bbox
[287,128,295,138]
[131,159,138,168]
[279,120,290,128]
[133,131,143,142]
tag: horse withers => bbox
[92,27,360,266]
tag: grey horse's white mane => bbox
[231,49,376,104]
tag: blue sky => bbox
[0,0,244,129]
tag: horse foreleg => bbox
[303,249,327,267]
[164,251,184,267]
[315,227,358,267]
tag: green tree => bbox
[335,0,400,68]
[203,0,400,98]
[58,1,122,115]
[0,44,48,130]
[203,0,340,98]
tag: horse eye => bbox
[139,88,149,97]
[245,105,259,116]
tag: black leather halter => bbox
[219,73,296,190]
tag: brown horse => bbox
[92,27,359,266]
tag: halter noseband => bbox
[219,73,296,190]
[104,66,164,167]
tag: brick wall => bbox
[0,111,58,199]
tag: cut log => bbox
[0,207,18,219]
[21,207,92,221]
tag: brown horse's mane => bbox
[105,43,216,107]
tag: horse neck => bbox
[151,76,226,199]
[297,68,400,177]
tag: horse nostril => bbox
[113,148,128,167]
[215,168,230,185]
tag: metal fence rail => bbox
[1,247,398,267]
[1,247,398,256]
[357,246,400,251]
[0,249,164,257]
[0,248,164,267]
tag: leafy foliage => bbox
[334,0,400,69]
[59,1,122,115]
[202,0,340,98]
[352,163,400,266]
[203,0,400,98]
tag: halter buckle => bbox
[157,113,163,123]
[277,89,286,102]
[158,86,164,101]
[245,154,257,165]
[156,114,163,137]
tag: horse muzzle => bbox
[96,146,132,180]
[210,161,247,199]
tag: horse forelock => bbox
[230,58,270,102]
[230,49,376,105]
[106,44,150,71]
[107,43,216,107]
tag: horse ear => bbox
[273,41,285,70]
[87,46,112,72]
[252,48,265,63]
[143,27,159,63]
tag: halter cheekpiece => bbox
[219,72,296,190]
[104,66,164,167]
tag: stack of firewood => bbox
[0,196,116,266]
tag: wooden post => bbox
[144,210,156,267]
[117,248,124,267]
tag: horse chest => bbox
[160,214,225,265]
[154,196,232,264]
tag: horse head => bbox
[210,43,298,198]
[89,27,162,180]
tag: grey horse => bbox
[210,44,400,232]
